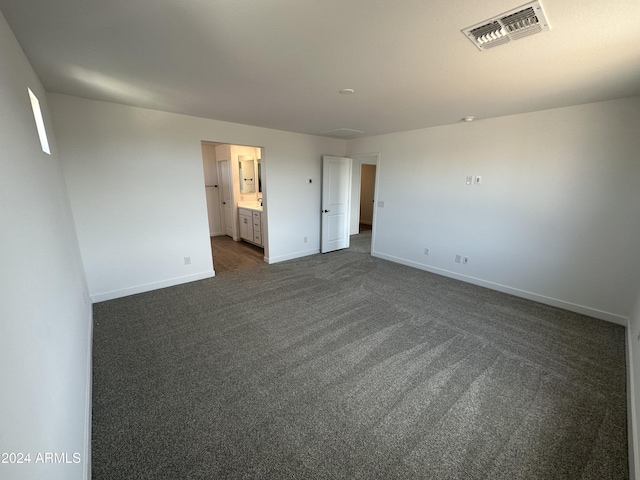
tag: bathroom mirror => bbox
[257,158,262,193]
[239,156,255,194]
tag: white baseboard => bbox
[91,270,215,302]
[266,248,320,264]
[83,304,93,480]
[372,251,628,325]
[628,323,639,480]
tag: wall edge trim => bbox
[628,322,639,480]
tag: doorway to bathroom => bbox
[209,236,264,273]
[201,141,266,274]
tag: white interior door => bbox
[217,159,233,237]
[321,155,352,253]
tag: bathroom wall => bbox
[201,142,223,236]
[214,143,262,241]
[231,144,262,205]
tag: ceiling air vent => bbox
[462,1,550,51]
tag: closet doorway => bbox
[350,153,379,254]
[359,163,376,232]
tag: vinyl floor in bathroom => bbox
[210,235,264,273]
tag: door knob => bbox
[323,209,330,213]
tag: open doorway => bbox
[359,164,376,233]
[201,141,266,274]
[349,153,379,254]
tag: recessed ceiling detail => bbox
[462,1,550,51]
[320,128,365,139]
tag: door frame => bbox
[358,163,376,228]
[349,153,380,252]
[200,141,269,264]
[201,142,223,237]
[350,153,380,234]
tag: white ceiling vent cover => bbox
[462,1,550,51]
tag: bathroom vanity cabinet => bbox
[238,207,263,247]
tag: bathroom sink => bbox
[238,202,262,212]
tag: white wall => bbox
[49,94,346,301]
[348,97,640,324]
[0,11,91,480]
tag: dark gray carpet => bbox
[92,231,628,479]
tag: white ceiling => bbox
[2,0,640,138]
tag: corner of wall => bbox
[83,306,93,480]
[628,297,640,480]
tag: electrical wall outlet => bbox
[463,256,469,265]
[455,254,462,263]
[304,236,308,243]
[184,256,191,265]
[424,248,429,255]
[466,175,473,185]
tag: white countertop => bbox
[238,202,263,212]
